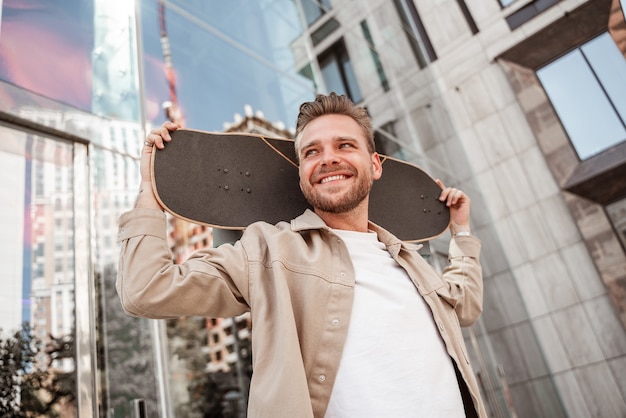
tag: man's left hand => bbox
[436,179,471,235]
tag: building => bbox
[0,0,624,417]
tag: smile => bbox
[320,175,347,184]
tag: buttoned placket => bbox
[308,231,356,416]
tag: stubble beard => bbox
[301,169,373,214]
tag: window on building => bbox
[300,0,332,26]
[537,32,626,160]
[311,17,340,46]
[456,0,479,34]
[499,0,517,6]
[392,0,436,68]
[360,20,389,92]
[55,258,64,272]
[374,121,403,158]
[318,40,362,103]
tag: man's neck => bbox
[314,204,370,233]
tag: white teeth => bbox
[320,175,346,184]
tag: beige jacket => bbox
[117,208,486,417]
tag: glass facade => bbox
[0,128,78,416]
[0,0,624,416]
[0,0,317,415]
[139,0,315,131]
[0,1,95,113]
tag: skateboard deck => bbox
[151,129,449,242]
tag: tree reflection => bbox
[0,322,76,417]
[166,317,251,418]
[96,265,159,417]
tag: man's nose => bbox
[320,147,340,165]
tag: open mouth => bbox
[320,174,347,184]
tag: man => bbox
[117,93,486,417]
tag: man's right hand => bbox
[135,121,179,210]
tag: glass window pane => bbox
[301,0,324,25]
[91,142,163,417]
[582,33,626,124]
[298,0,332,25]
[319,43,363,103]
[0,127,77,416]
[0,1,94,112]
[341,52,363,103]
[537,46,626,159]
[321,57,347,97]
[141,0,315,130]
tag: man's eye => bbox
[303,149,317,157]
[339,143,353,149]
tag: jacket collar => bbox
[291,209,420,257]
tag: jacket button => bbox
[319,375,326,382]
[332,318,340,326]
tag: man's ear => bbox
[372,152,383,180]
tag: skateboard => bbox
[151,129,449,242]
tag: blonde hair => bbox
[294,93,375,159]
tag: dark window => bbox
[360,20,389,92]
[505,0,561,30]
[318,40,362,102]
[374,121,402,157]
[300,0,332,26]
[456,0,479,34]
[311,17,340,46]
[392,0,436,67]
[537,32,626,160]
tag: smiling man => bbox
[297,112,382,221]
[117,93,486,417]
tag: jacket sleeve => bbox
[116,208,250,319]
[441,235,483,327]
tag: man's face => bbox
[297,114,382,214]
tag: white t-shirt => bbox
[324,229,465,418]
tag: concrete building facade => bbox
[0,0,625,416]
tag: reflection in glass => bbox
[537,32,626,160]
[0,127,77,416]
[92,0,141,122]
[0,0,94,112]
[90,142,163,417]
[140,0,314,131]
